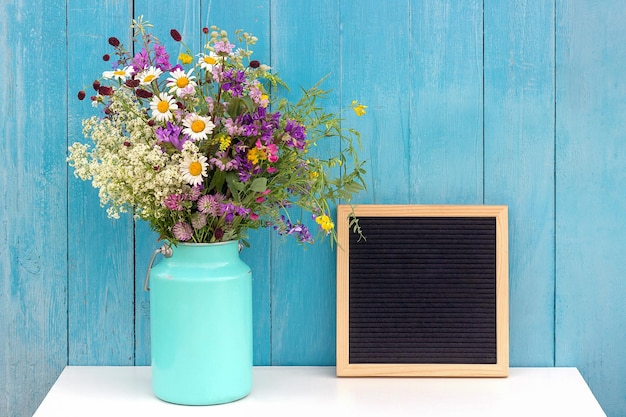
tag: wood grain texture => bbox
[67,0,135,366]
[341,0,411,204]
[484,0,556,366]
[0,1,68,416]
[556,1,626,416]
[269,0,341,365]
[409,0,484,204]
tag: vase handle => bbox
[143,244,173,292]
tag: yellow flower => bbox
[247,148,266,165]
[219,135,232,151]
[315,215,334,233]
[351,100,367,117]
[179,53,193,65]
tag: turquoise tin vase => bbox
[148,240,253,405]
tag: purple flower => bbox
[172,222,193,241]
[214,41,234,55]
[187,185,202,201]
[164,194,185,210]
[221,69,246,97]
[210,151,238,171]
[132,48,150,71]
[197,194,224,217]
[191,212,207,229]
[153,44,172,71]
[274,215,313,243]
[284,119,307,150]
[156,122,190,151]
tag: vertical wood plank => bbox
[67,0,135,365]
[201,0,272,366]
[269,0,343,365]
[131,0,202,366]
[556,1,626,415]
[342,0,411,204]
[484,1,556,366]
[0,2,68,416]
[409,1,484,204]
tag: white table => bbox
[34,366,606,416]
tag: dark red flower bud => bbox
[77,90,86,100]
[249,60,260,69]
[108,37,120,47]
[135,89,153,99]
[98,86,114,96]
[214,228,224,240]
[92,80,101,90]
[123,141,131,147]
[176,101,185,110]
[125,79,140,88]
[170,29,182,42]
[153,166,160,171]
[147,119,155,126]
[102,54,110,61]
[104,107,111,115]
[202,27,209,34]
[90,95,97,101]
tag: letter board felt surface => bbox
[336,205,509,377]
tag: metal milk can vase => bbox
[146,240,253,405]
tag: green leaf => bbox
[249,177,268,192]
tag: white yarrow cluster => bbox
[68,91,185,221]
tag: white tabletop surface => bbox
[33,366,606,416]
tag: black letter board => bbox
[336,205,508,377]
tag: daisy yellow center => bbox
[204,56,217,65]
[176,77,189,88]
[157,100,170,113]
[144,74,156,83]
[188,161,202,176]
[191,120,205,133]
[114,70,126,76]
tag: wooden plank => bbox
[269,0,343,365]
[556,1,626,416]
[484,1,556,366]
[67,0,135,366]
[0,2,68,417]
[342,0,411,204]
[409,0,484,204]
[131,0,202,366]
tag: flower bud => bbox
[77,90,86,100]
[108,37,120,47]
[125,79,140,88]
[92,80,101,90]
[98,86,114,96]
[170,29,182,42]
[102,54,110,61]
[249,60,260,68]
[202,27,209,34]
[135,89,154,99]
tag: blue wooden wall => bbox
[1,1,625,416]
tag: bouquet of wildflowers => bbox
[68,17,366,245]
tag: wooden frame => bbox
[336,204,509,377]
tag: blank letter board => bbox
[336,205,508,377]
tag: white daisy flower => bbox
[149,92,178,122]
[138,66,163,85]
[102,66,134,81]
[182,113,215,141]
[180,154,208,186]
[198,52,220,71]
[166,68,197,97]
